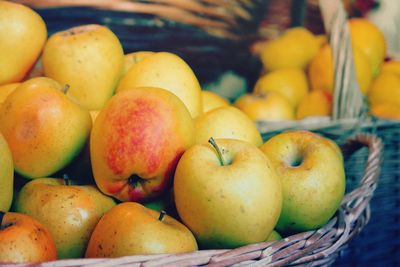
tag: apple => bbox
[91,87,194,202]
[201,90,230,113]
[194,106,263,147]
[0,211,57,263]
[174,138,282,248]
[260,130,345,233]
[117,52,202,118]
[296,90,332,120]
[234,92,295,121]
[0,1,47,85]
[0,83,20,107]
[0,77,92,179]
[0,133,13,212]
[123,51,155,75]
[266,230,282,242]
[14,177,116,259]
[42,24,124,110]
[253,68,308,108]
[85,202,197,257]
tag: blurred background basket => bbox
[10,0,399,265]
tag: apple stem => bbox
[62,84,70,94]
[63,174,70,186]
[158,210,166,221]
[208,137,225,166]
[0,211,4,228]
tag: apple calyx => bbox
[128,174,142,188]
[208,137,226,166]
[62,84,70,94]
[158,210,166,221]
[63,174,70,186]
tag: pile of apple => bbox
[245,17,400,122]
[0,1,346,264]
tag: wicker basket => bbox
[1,133,383,266]
[6,0,395,266]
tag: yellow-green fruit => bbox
[117,52,202,118]
[266,230,282,242]
[123,51,155,75]
[260,27,319,72]
[42,24,124,110]
[0,77,92,178]
[349,18,387,78]
[15,178,116,259]
[0,133,13,211]
[0,83,20,106]
[194,106,263,147]
[0,1,47,85]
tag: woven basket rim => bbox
[1,133,383,267]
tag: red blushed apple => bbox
[90,87,195,202]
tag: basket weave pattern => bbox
[1,134,383,267]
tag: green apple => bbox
[0,133,13,212]
[260,130,345,233]
[15,177,116,259]
[0,1,47,85]
[42,24,124,110]
[174,138,282,249]
[0,77,92,179]
[194,106,263,147]
[85,202,197,257]
[266,230,282,242]
[0,211,57,263]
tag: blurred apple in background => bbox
[0,1,47,85]
[260,131,345,233]
[42,24,124,110]
[253,68,308,108]
[0,133,14,212]
[0,77,92,179]
[0,211,57,263]
[15,177,116,259]
[370,102,400,120]
[117,52,202,118]
[368,71,400,106]
[308,43,372,95]
[123,51,155,75]
[91,87,194,202]
[85,202,197,257]
[296,90,332,120]
[349,18,387,78]
[194,106,263,147]
[260,27,319,72]
[174,138,282,249]
[201,90,230,113]
[234,92,295,121]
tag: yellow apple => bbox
[0,77,92,179]
[0,83,20,107]
[85,202,197,257]
[123,51,155,75]
[0,211,57,263]
[117,52,202,118]
[42,24,124,110]
[90,87,194,202]
[234,92,295,121]
[15,177,116,259]
[296,90,332,119]
[254,68,308,108]
[260,27,319,72]
[201,90,230,113]
[0,133,13,212]
[194,106,263,147]
[0,1,47,85]
[260,130,345,233]
[174,138,282,248]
